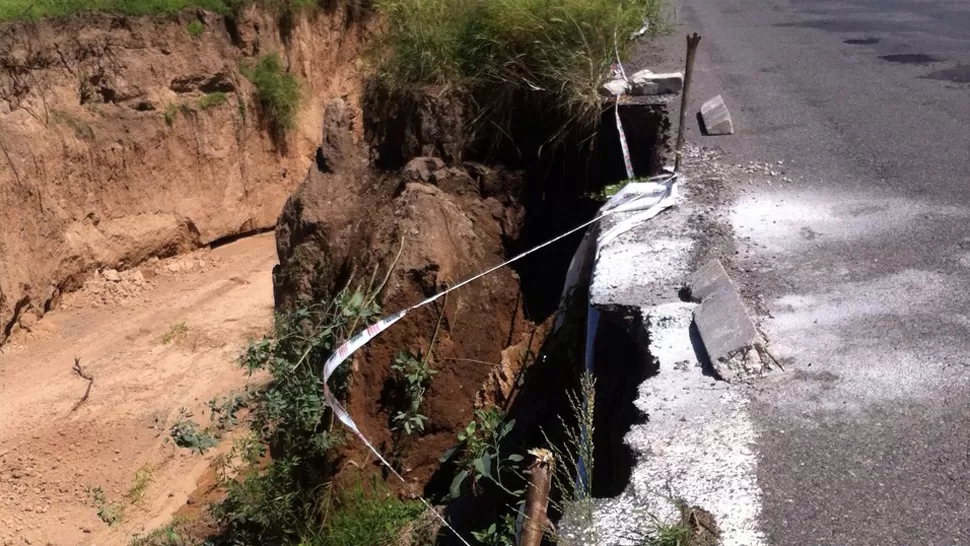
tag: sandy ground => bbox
[0,234,277,546]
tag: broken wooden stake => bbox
[675,33,702,171]
[520,448,555,546]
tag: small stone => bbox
[103,269,121,282]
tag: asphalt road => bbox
[642,0,970,544]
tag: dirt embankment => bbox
[0,5,370,344]
[275,98,546,494]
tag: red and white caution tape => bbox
[320,174,679,545]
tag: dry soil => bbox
[0,234,277,546]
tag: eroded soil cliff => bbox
[0,5,369,343]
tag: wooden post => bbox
[675,33,702,171]
[520,449,555,546]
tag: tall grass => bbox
[374,0,665,147]
[0,0,233,21]
[241,53,302,143]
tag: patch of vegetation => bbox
[314,480,425,546]
[187,19,204,38]
[390,349,436,435]
[373,0,667,149]
[164,103,178,125]
[129,516,194,546]
[168,408,218,454]
[87,485,124,527]
[214,286,386,544]
[471,513,517,546]
[159,321,189,344]
[125,464,155,504]
[198,91,228,110]
[208,391,246,431]
[442,407,524,499]
[240,53,301,143]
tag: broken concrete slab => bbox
[598,78,629,97]
[700,95,735,135]
[687,259,765,382]
[629,69,684,96]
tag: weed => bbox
[241,53,301,143]
[129,516,193,546]
[390,349,436,435]
[164,104,178,125]
[159,322,189,344]
[125,464,155,504]
[208,391,246,432]
[198,91,228,110]
[87,486,124,527]
[168,408,218,454]
[187,19,205,38]
[442,407,524,498]
[546,370,597,504]
[237,96,247,121]
[471,513,517,546]
[179,103,195,116]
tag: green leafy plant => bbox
[87,486,124,526]
[390,349,436,435]
[208,391,246,432]
[168,408,218,454]
[129,517,192,546]
[187,19,205,38]
[198,91,228,110]
[241,53,301,143]
[442,407,524,498]
[215,285,385,544]
[471,513,517,546]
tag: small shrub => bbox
[187,19,205,38]
[390,349,436,435]
[198,91,228,110]
[442,407,524,498]
[168,408,218,454]
[87,486,124,527]
[208,391,246,432]
[241,53,301,142]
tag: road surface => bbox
[644,0,970,543]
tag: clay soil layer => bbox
[0,234,277,546]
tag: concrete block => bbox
[683,259,730,302]
[688,259,764,382]
[700,95,734,135]
[629,69,684,96]
[599,78,629,97]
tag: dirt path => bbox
[0,234,277,546]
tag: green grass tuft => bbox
[197,91,227,109]
[186,19,204,37]
[241,53,301,142]
[0,0,234,21]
